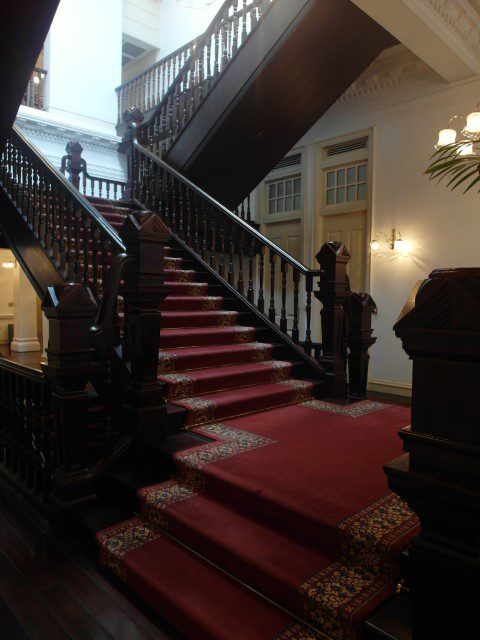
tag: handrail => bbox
[14,125,125,250]
[90,252,133,339]
[133,126,320,276]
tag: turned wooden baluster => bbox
[82,213,90,287]
[228,227,235,286]
[292,270,300,343]
[90,226,100,300]
[192,192,200,253]
[304,274,313,356]
[237,230,245,294]
[257,245,265,313]
[185,184,192,246]
[280,259,288,333]
[247,237,255,303]
[210,208,217,270]
[269,251,276,322]
[201,202,207,260]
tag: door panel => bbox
[322,211,366,292]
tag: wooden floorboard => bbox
[0,497,183,640]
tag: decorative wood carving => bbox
[120,210,170,441]
[347,292,377,399]
[385,267,480,639]
[41,283,99,527]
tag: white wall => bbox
[46,0,123,133]
[293,67,480,392]
[0,251,15,345]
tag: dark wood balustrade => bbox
[0,356,54,513]
[116,38,198,124]
[21,67,47,111]
[137,0,273,154]
[60,141,126,202]
[131,125,376,398]
[0,126,125,301]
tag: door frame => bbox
[313,129,374,293]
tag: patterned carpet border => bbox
[301,399,387,418]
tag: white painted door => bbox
[322,211,366,292]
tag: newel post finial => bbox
[119,107,144,201]
[64,140,84,189]
[315,241,350,397]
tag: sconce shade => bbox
[458,142,474,156]
[394,237,404,251]
[436,128,457,147]
[370,239,380,251]
[2,260,16,269]
[465,112,480,134]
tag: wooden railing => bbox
[0,358,54,512]
[0,126,125,301]
[21,67,47,111]
[60,141,126,202]
[132,126,376,397]
[0,125,170,525]
[137,0,274,154]
[116,37,198,123]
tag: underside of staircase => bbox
[161,0,397,207]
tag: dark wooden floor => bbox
[0,496,183,640]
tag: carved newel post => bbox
[385,268,480,639]
[315,242,351,397]
[41,283,99,527]
[120,211,170,440]
[347,292,377,399]
[64,140,84,189]
[118,107,144,201]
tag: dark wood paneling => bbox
[166,0,396,208]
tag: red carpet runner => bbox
[91,199,419,640]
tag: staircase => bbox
[127,0,396,208]
[0,2,419,639]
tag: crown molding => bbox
[15,109,121,155]
[420,0,480,58]
[337,45,440,104]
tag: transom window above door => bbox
[268,176,302,214]
[325,163,367,206]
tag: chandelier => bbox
[425,101,480,195]
[175,0,217,8]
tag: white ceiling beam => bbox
[350,0,480,82]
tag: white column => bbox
[11,266,41,353]
[42,312,50,358]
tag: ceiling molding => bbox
[15,110,121,155]
[420,0,480,57]
[337,45,440,104]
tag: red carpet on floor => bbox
[91,199,419,640]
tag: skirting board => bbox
[368,379,412,398]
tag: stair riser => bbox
[159,328,257,349]
[161,312,239,329]
[158,345,275,374]
[161,363,293,399]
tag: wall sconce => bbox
[2,258,17,270]
[370,229,406,251]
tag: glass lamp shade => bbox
[2,260,16,269]
[393,237,404,251]
[436,128,457,147]
[458,142,474,156]
[33,75,40,85]
[465,112,480,134]
[370,239,380,251]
